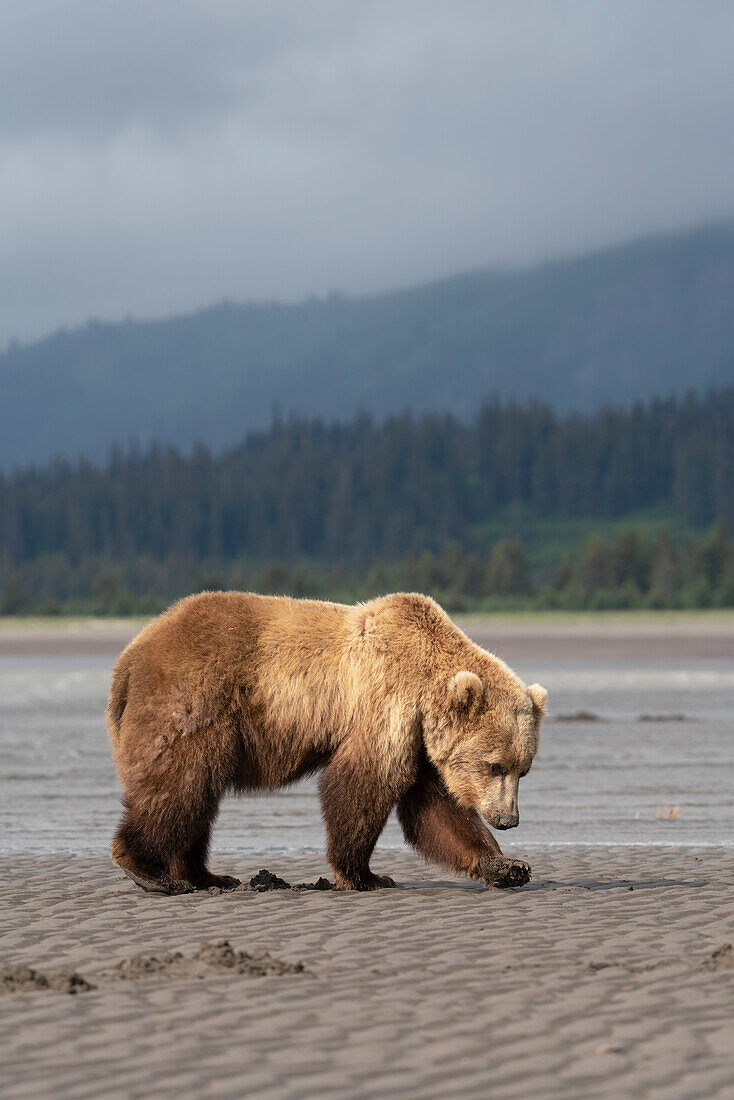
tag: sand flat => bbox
[1,612,733,660]
[1,848,733,1098]
[461,615,734,661]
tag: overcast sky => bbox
[2,1,734,346]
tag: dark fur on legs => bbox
[112,777,239,894]
[111,813,194,895]
[319,751,398,890]
[168,824,240,890]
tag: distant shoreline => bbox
[1,609,732,660]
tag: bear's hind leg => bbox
[167,823,241,891]
[113,722,242,895]
[112,811,195,895]
[113,778,223,896]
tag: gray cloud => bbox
[2,1,734,344]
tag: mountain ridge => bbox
[2,223,733,468]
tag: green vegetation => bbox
[1,524,732,618]
[1,388,732,614]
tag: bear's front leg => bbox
[398,761,531,889]
[319,751,397,891]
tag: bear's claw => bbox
[117,864,196,896]
[334,870,397,891]
[472,856,531,890]
[205,874,241,891]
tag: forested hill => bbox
[3,388,732,570]
[2,225,734,468]
[2,388,733,612]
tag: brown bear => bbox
[107,591,547,894]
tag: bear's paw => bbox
[471,855,531,890]
[334,870,397,891]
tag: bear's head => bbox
[423,670,547,830]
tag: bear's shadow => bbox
[390,874,711,893]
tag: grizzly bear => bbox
[107,591,547,894]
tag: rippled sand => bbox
[1,848,733,1099]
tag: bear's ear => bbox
[528,683,548,717]
[448,670,485,712]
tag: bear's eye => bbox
[487,763,506,777]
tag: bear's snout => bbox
[480,796,519,830]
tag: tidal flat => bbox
[0,615,732,1098]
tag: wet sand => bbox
[1,849,733,1098]
[0,619,145,657]
[2,616,733,1095]
[463,614,734,661]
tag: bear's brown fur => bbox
[107,591,546,893]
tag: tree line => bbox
[1,527,733,615]
[0,388,733,612]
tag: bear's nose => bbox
[495,812,519,830]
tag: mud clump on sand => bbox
[2,939,305,994]
[638,713,687,722]
[293,877,334,892]
[1,962,94,995]
[554,710,603,722]
[248,869,291,892]
[703,944,733,971]
[113,940,305,980]
[240,869,335,893]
